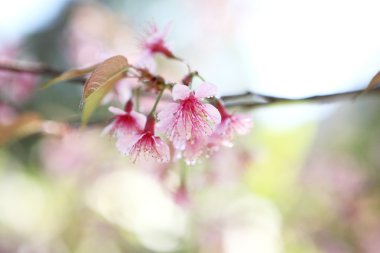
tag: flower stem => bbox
[194,72,205,82]
[148,86,166,117]
[134,88,141,112]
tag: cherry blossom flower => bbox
[182,138,206,165]
[103,100,146,137]
[137,23,177,72]
[180,102,252,163]
[212,101,253,147]
[142,23,175,59]
[170,137,205,165]
[116,115,170,163]
[157,83,221,150]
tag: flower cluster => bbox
[102,24,252,164]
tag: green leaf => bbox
[42,63,99,89]
[81,55,129,125]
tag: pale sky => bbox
[241,0,380,98]
[1,0,379,100]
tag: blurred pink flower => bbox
[0,46,37,104]
[103,100,146,137]
[116,116,170,163]
[142,22,175,59]
[182,137,206,165]
[157,83,221,150]
[177,102,252,164]
[41,130,114,178]
[212,102,253,147]
[172,184,190,207]
[0,72,36,104]
[137,23,176,72]
[206,147,252,186]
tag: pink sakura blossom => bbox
[181,135,223,164]
[142,23,175,59]
[157,83,221,150]
[212,102,253,147]
[181,103,253,164]
[103,100,146,137]
[182,137,206,165]
[116,116,170,163]
[137,23,176,72]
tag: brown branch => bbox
[0,60,63,76]
[0,60,376,108]
[0,60,88,83]
[222,87,379,109]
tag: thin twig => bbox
[0,60,62,76]
[0,60,88,83]
[0,60,376,108]
[222,87,379,108]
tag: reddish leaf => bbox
[365,71,380,92]
[81,55,129,125]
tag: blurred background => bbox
[1,0,380,252]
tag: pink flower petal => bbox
[157,94,221,152]
[211,113,253,148]
[115,133,142,155]
[157,102,180,119]
[154,137,170,163]
[157,103,180,132]
[130,111,147,130]
[101,122,115,136]
[141,22,175,60]
[136,51,157,73]
[172,84,191,101]
[204,103,222,126]
[115,80,132,104]
[101,92,114,105]
[108,106,126,115]
[195,82,217,99]
[183,138,205,165]
[171,118,188,150]
[233,114,253,135]
[161,22,172,37]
